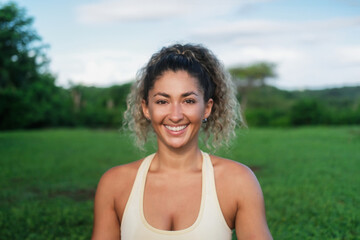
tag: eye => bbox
[184,99,196,104]
[156,99,168,105]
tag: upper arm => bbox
[234,166,272,240]
[92,169,121,240]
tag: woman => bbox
[92,44,272,240]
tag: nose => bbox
[169,103,184,123]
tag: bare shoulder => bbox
[92,158,145,239]
[100,159,143,182]
[96,159,143,195]
[210,155,272,239]
[210,155,258,184]
[210,155,263,201]
[93,158,144,221]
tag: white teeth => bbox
[165,125,187,132]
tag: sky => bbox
[5,0,360,90]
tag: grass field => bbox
[0,127,359,239]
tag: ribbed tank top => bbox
[121,151,232,240]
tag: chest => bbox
[143,172,202,230]
[115,164,237,231]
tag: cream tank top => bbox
[121,151,232,240]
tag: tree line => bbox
[1,2,359,130]
[229,64,360,126]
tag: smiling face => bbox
[142,70,213,150]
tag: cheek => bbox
[187,106,205,121]
[148,104,167,120]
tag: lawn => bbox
[0,127,359,239]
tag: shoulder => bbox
[210,155,272,239]
[92,158,147,239]
[95,158,143,199]
[210,155,257,184]
[210,155,263,202]
[100,159,143,182]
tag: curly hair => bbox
[123,43,244,149]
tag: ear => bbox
[141,99,151,120]
[204,98,213,119]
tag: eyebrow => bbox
[153,92,170,98]
[182,91,199,97]
[153,91,199,98]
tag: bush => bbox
[245,108,290,127]
[290,99,328,126]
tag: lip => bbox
[163,124,189,135]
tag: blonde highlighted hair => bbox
[123,43,244,149]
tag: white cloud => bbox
[51,49,150,87]
[190,16,360,89]
[76,0,273,24]
[14,0,360,90]
[270,46,360,89]
[222,47,303,66]
[70,1,360,89]
[336,45,360,65]
[192,17,360,42]
[77,0,184,24]
[220,46,308,89]
[218,43,360,90]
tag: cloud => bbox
[222,47,303,66]
[192,16,360,89]
[336,45,360,65]
[77,0,184,24]
[70,1,360,89]
[51,49,150,87]
[219,46,308,89]
[192,17,360,43]
[219,43,360,90]
[76,0,273,24]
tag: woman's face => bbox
[142,70,213,150]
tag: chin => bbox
[161,136,198,150]
[164,141,188,149]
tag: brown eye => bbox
[156,100,168,104]
[184,99,196,104]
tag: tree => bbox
[229,62,276,110]
[289,99,328,126]
[0,2,48,89]
[0,2,68,129]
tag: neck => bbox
[152,142,203,172]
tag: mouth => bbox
[164,124,188,132]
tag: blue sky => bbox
[6,0,360,89]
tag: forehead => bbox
[151,70,202,94]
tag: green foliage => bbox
[229,61,360,127]
[0,127,359,239]
[246,108,291,127]
[290,99,326,125]
[229,62,276,86]
[0,73,73,129]
[69,83,132,128]
[242,86,360,127]
[229,62,277,111]
[241,86,292,127]
[0,2,132,130]
[0,3,359,130]
[0,2,71,130]
[0,2,47,89]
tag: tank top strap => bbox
[120,153,155,228]
[201,151,232,232]
[201,151,214,193]
[133,153,155,195]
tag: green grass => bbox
[0,127,359,239]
